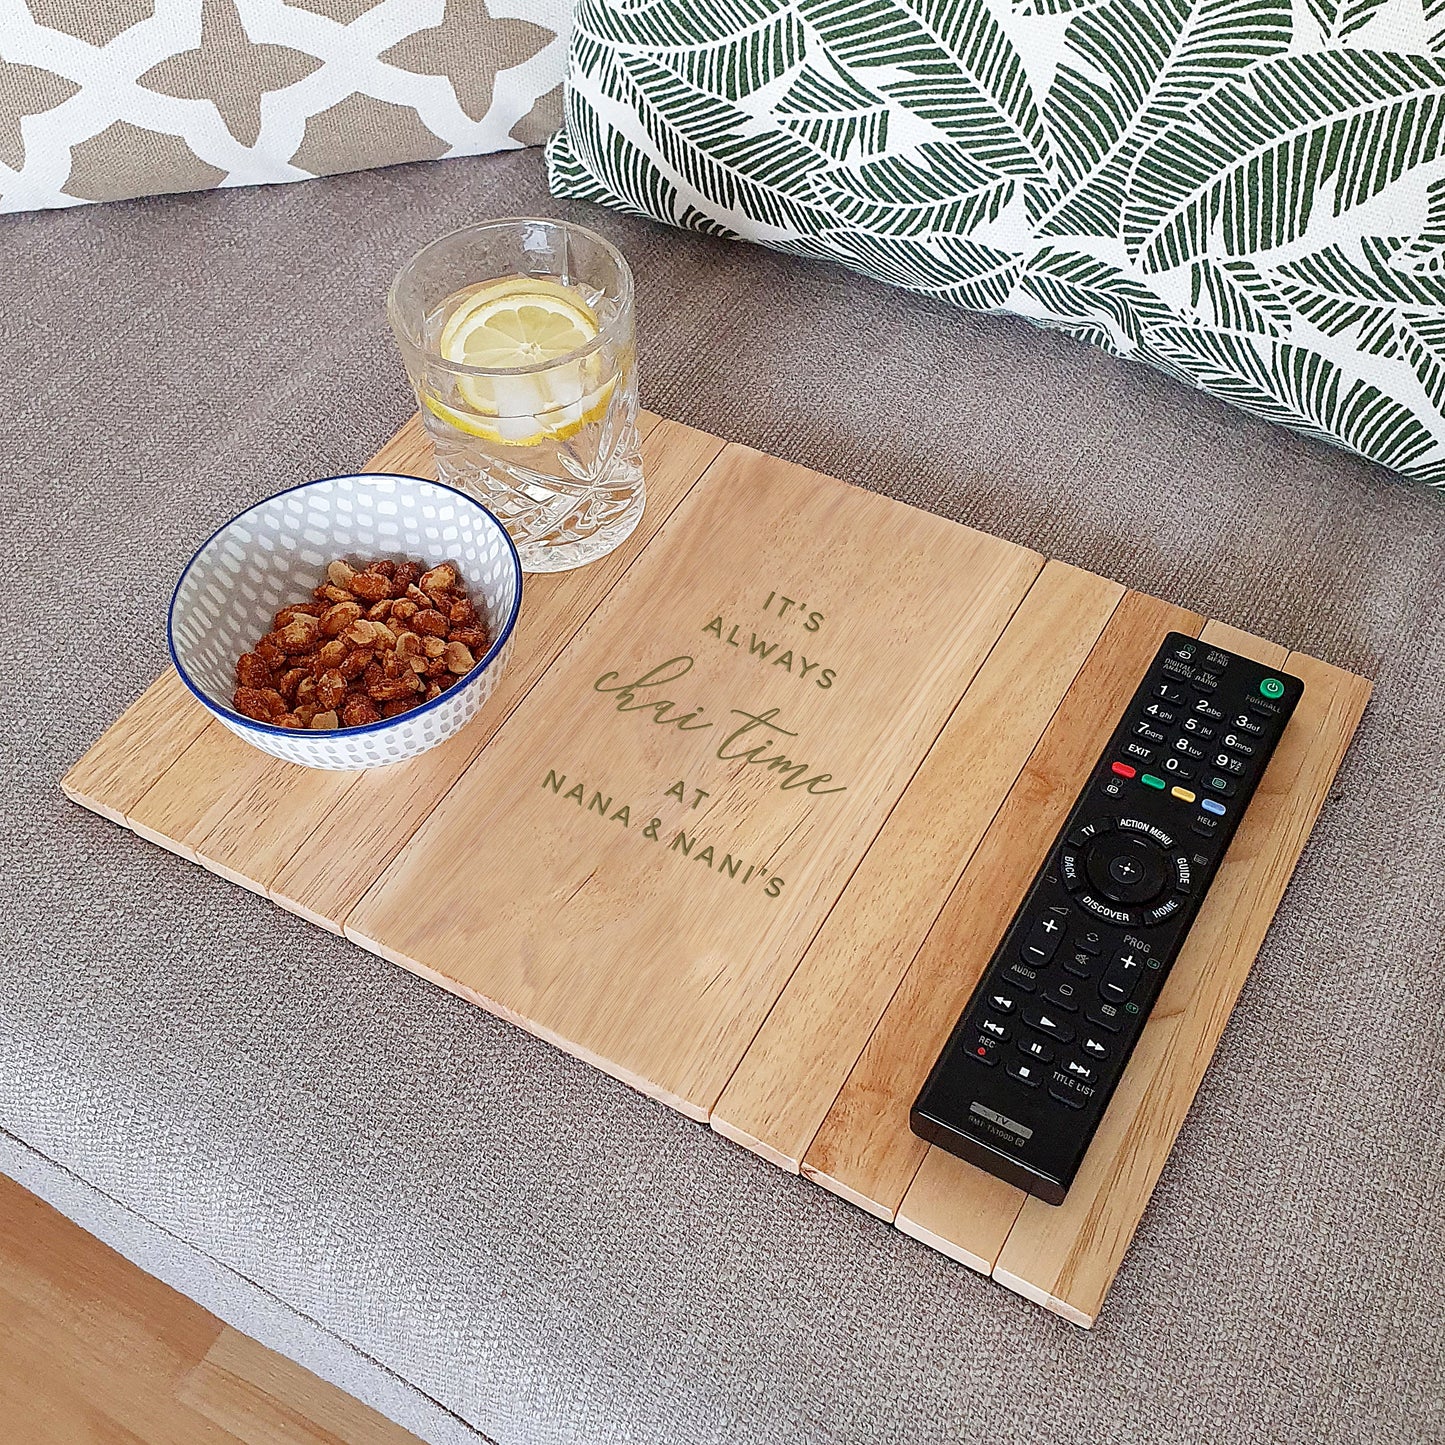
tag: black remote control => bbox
[910,633,1303,1205]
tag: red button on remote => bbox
[1111,761,1137,778]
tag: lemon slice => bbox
[431,279,613,447]
[438,275,595,357]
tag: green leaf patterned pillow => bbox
[547,0,1445,483]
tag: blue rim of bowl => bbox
[167,471,523,740]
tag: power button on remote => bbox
[1260,677,1285,699]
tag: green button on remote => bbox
[1260,677,1285,699]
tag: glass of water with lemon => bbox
[388,219,642,572]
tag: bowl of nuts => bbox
[168,472,522,769]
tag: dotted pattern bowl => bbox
[168,473,522,770]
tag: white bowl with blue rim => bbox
[168,472,522,770]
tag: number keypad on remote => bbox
[911,634,1303,1205]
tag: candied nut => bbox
[315,669,347,710]
[277,666,308,703]
[236,652,272,689]
[366,598,394,620]
[367,672,418,702]
[341,696,380,727]
[277,615,321,653]
[422,635,447,659]
[412,608,448,637]
[317,637,348,669]
[295,675,318,708]
[341,619,376,648]
[420,563,458,594]
[309,709,340,730]
[449,598,477,626]
[393,562,421,589]
[256,637,286,669]
[327,560,356,588]
[233,687,277,722]
[406,583,429,604]
[276,712,304,729]
[369,559,397,579]
[396,633,427,673]
[390,599,418,624]
[444,641,475,674]
[381,652,409,680]
[379,697,417,719]
[339,646,373,680]
[320,583,356,604]
[370,621,398,650]
[321,601,362,637]
[423,681,443,701]
[450,625,489,652]
[348,570,393,602]
[423,656,448,678]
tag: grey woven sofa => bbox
[5,147,1444,1445]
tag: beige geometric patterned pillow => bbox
[0,0,570,213]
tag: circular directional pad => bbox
[1086,833,1170,905]
[1059,815,1196,927]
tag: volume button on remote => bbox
[1020,908,1070,965]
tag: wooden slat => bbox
[128,721,274,867]
[805,593,1206,1222]
[711,561,1124,1171]
[127,716,355,892]
[891,1150,1025,1274]
[268,414,722,930]
[346,443,1045,1119]
[60,669,212,825]
[990,625,1370,1326]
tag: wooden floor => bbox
[0,1173,425,1444]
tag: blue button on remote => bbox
[1201,798,1226,816]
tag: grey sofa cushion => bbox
[4,148,1444,1444]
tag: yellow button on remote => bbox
[1171,786,1196,803]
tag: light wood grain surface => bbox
[61,668,212,825]
[348,440,1044,1119]
[712,560,1120,1170]
[0,1174,422,1445]
[60,414,1370,1327]
[803,592,1206,1223]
